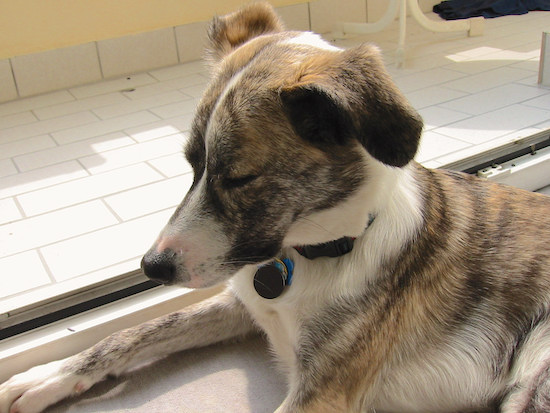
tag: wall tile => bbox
[175,21,209,64]
[11,43,102,97]
[0,59,18,103]
[276,3,310,31]
[98,28,178,78]
[310,0,367,34]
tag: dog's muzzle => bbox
[141,248,177,284]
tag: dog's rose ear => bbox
[207,2,284,63]
[280,44,423,167]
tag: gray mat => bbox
[45,336,286,413]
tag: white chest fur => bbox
[230,163,425,376]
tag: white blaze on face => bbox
[155,176,230,287]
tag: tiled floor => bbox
[1,11,550,312]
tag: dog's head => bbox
[141,2,423,288]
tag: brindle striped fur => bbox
[2,3,550,413]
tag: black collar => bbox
[253,215,375,299]
[293,214,376,260]
[294,236,355,259]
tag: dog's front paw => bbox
[0,359,92,413]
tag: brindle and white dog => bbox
[2,3,550,412]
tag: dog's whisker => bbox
[294,216,339,239]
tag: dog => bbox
[3,3,550,412]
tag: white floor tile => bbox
[0,111,37,130]
[0,91,74,117]
[0,159,17,178]
[405,86,468,109]
[0,201,118,257]
[79,134,187,174]
[179,82,209,99]
[0,198,22,225]
[418,106,471,131]
[440,84,550,115]
[149,61,208,81]
[124,121,181,142]
[522,94,550,110]
[92,91,189,120]
[149,100,198,119]
[17,163,163,216]
[416,131,471,163]
[33,93,130,120]
[51,111,160,145]
[509,58,541,72]
[13,132,134,172]
[437,104,550,144]
[122,74,208,100]
[123,117,194,142]
[0,161,88,198]
[105,173,193,220]
[0,111,98,144]
[393,67,467,93]
[69,73,158,99]
[148,153,191,177]
[0,251,51,298]
[0,135,56,160]
[443,66,534,93]
[41,209,173,281]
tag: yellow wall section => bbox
[0,0,305,59]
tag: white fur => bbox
[231,158,425,388]
[284,32,340,52]
[0,359,90,413]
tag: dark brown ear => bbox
[207,2,284,63]
[280,44,423,167]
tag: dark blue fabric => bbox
[433,0,550,19]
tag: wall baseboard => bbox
[0,1,370,103]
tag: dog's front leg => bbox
[0,287,257,413]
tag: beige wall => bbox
[0,0,304,60]
[1,1,447,101]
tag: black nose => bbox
[141,248,177,284]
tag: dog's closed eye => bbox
[222,174,259,189]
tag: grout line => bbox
[36,248,57,284]
[11,195,27,220]
[8,59,21,100]
[95,41,105,80]
[173,26,182,64]
[145,160,170,179]
[101,198,124,223]
[307,2,312,32]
